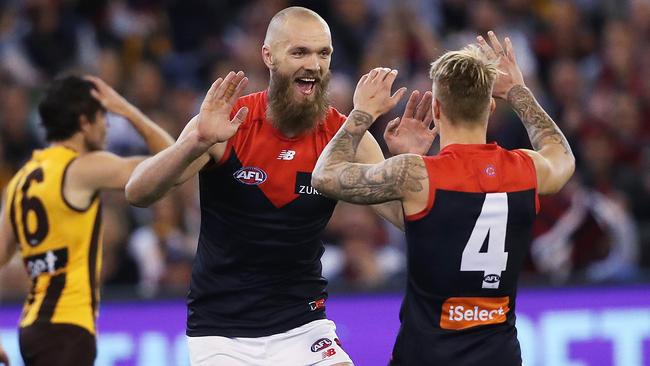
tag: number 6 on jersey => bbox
[460,193,509,289]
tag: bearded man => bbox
[124,6,432,366]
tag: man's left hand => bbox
[384,90,438,155]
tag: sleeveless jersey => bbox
[187,90,346,337]
[5,146,102,334]
[391,143,539,366]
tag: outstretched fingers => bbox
[476,35,496,60]
[224,71,246,100]
[403,90,420,119]
[487,30,505,57]
[230,106,249,126]
[232,75,249,101]
[389,87,408,108]
[204,77,224,105]
[504,37,517,62]
[414,91,432,122]
[203,71,248,109]
[385,117,401,136]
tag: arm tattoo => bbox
[313,109,428,204]
[349,109,374,129]
[336,155,427,204]
[507,85,572,155]
[319,110,372,171]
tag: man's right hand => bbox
[353,68,406,121]
[196,71,249,147]
[476,31,525,100]
[85,75,138,117]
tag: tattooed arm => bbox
[313,110,428,204]
[477,31,575,194]
[354,131,406,230]
[313,68,429,212]
[507,85,575,194]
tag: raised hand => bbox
[353,67,407,121]
[384,90,438,155]
[85,75,137,117]
[196,71,249,146]
[476,31,525,100]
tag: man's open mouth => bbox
[295,77,317,95]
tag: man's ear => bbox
[262,45,274,69]
[79,114,92,133]
[433,97,442,120]
[490,97,496,114]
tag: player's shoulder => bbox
[235,90,267,109]
[500,147,537,170]
[321,106,346,134]
[231,90,268,127]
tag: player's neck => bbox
[272,121,315,138]
[438,120,487,149]
[51,134,89,154]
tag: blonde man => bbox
[125,6,432,366]
[312,31,575,365]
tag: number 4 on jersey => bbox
[460,193,508,289]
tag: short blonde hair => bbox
[429,45,499,124]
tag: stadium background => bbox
[0,0,649,365]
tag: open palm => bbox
[353,67,407,120]
[196,71,249,145]
[384,90,438,155]
[476,31,525,100]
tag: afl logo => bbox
[233,167,267,185]
[311,338,333,352]
[484,164,496,177]
[484,274,501,284]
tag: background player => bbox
[312,31,575,365]
[125,6,432,366]
[0,75,173,365]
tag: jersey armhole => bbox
[214,141,233,167]
[61,158,98,213]
[513,150,540,214]
[201,138,235,172]
[405,157,437,221]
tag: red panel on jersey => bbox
[406,143,539,221]
[220,91,346,208]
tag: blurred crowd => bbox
[1,0,649,300]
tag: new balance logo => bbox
[277,150,296,160]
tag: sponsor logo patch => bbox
[233,167,267,185]
[295,172,322,196]
[322,348,337,359]
[277,150,296,160]
[24,248,68,278]
[311,338,332,352]
[484,164,497,177]
[309,298,326,311]
[484,274,501,284]
[440,296,510,330]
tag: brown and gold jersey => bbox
[5,146,102,334]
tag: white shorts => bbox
[187,319,353,366]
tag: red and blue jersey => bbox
[392,143,539,366]
[187,91,346,337]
